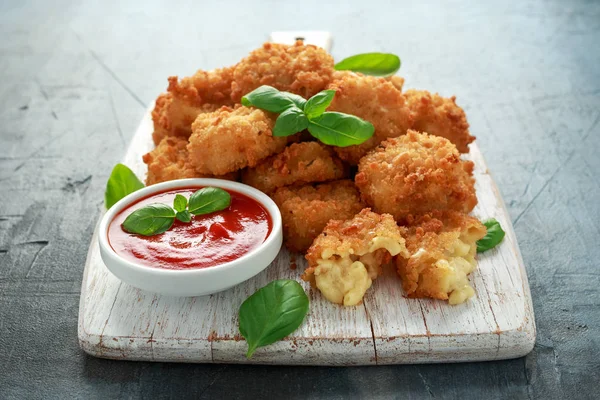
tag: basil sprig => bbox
[239,280,309,358]
[121,187,231,236]
[477,218,506,253]
[105,164,145,209]
[241,85,374,147]
[334,53,401,77]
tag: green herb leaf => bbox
[175,210,192,223]
[308,112,375,147]
[477,218,506,253]
[304,90,335,120]
[284,93,307,110]
[122,203,175,236]
[239,280,309,358]
[188,187,231,216]
[241,85,297,113]
[173,194,187,213]
[105,164,145,209]
[273,107,309,137]
[334,53,401,77]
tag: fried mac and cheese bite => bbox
[273,180,365,253]
[326,72,413,164]
[355,131,477,223]
[143,137,237,185]
[230,41,334,102]
[187,106,288,175]
[152,67,235,145]
[242,142,346,194]
[395,211,486,304]
[303,209,408,306]
[404,89,474,153]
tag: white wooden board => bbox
[77,108,535,365]
[78,33,535,365]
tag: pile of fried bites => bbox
[143,41,487,306]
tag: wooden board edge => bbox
[486,164,537,355]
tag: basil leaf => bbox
[334,53,401,77]
[173,194,187,212]
[239,280,309,358]
[241,85,297,113]
[105,163,145,209]
[175,210,191,223]
[273,107,309,137]
[284,93,307,110]
[188,187,231,216]
[122,203,175,236]
[477,218,506,253]
[304,90,335,120]
[308,112,374,147]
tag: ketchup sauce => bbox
[108,187,272,270]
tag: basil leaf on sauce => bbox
[105,163,145,209]
[477,218,506,253]
[239,280,309,358]
[188,187,231,216]
[241,85,298,113]
[173,194,188,213]
[273,106,309,137]
[334,53,401,77]
[175,210,192,223]
[308,112,375,147]
[122,203,175,236]
[303,89,335,120]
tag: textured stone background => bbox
[0,0,598,398]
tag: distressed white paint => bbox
[77,107,535,365]
[78,32,535,365]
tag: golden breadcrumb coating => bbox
[151,67,235,145]
[355,130,477,223]
[241,142,347,194]
[143,137,237,185]
[386,75,405,92]
[326,72,413,164]
[187,106,289,176]
[303,209,408,306]
[395,210,486,304]
[273,180,365,253]
[230,41,334,102]
[404,89,474,153]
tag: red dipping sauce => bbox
[108,187,272,270]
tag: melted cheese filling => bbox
[314,258,371,306]
[315,236,405,306]
[412,236,478,305]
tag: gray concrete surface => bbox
[0,0,598,398]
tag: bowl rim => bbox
[98,178,282,276]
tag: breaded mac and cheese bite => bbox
[395,210,486,304]
[355,131,477,223]
[242,142,346,194]
[152,67,235,145]
[230,41,334,102]
[187,106,289,176]
[404,89,474,153]
[326,72,413,164]
[143,137,238,185]
[303,209,408,306]
[273,180,365,253]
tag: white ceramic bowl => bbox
[98,178,282,297]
